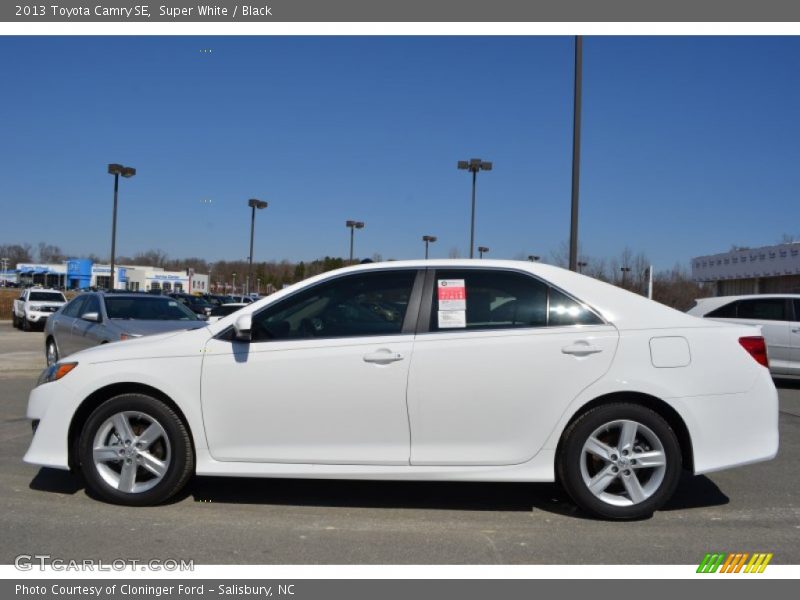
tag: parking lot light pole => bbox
[569,35,583,272]
[107,163,136,290]
[458,158,492,258]
[478,246,489,259]
[422,235,437,259]
[247,199,268,296]
[346,220,365,263]
[577,261,588,273]
[527,255,540,262]
[232,272,237,294]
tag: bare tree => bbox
[0,243,33,265]
[37,242,66,263]
[448,247,462,258]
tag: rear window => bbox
[29,292,65,302]
[104,297,199,321]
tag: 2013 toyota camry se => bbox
[24,260,779,519]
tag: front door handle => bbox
[562,342,603,356]
[792,328,800,334]
[363,349,404,364]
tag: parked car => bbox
[207,303,247,323]
[12,288,66,331]
[201,294,236,307]
[688,294,800,378]
[43,292,206,366]
[25,260,778,518]
[168,293,213,317]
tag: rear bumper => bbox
[671,368,779,475]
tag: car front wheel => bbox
[78,394,194,506]
[557,403,682,520]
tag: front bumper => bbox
[23,380,76,470]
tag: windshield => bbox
[29,292,65,302]
[104,297,199,321]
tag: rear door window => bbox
[737,298,787,321]
[429,269,603,332]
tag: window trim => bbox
[417,266,608,335]
[218,267,426,343]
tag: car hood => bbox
[109,320,207,337]
[64,326,212,364]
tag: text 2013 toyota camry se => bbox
[24,260,778,519]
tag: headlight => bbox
[36,362,78,387]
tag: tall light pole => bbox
[422,235,437,259]
[577,261,588,273]
[569,35,583,272]
[478,246,490,259]
[232,272,237,294]
[246,199,268,296]
[107,163,136,290]
[527,255,540,262]
[257,278,261,296]
[208,262,214,293]
[458,158,492,258]
[346,220,365,263]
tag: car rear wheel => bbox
[45,338,58,366]
[557,403,682,520]
[78,394,194,506]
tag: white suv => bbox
[689,294,800,378]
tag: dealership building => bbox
[692,242,800,296]
[10,260,208,293]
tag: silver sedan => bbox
[44,292,207,366]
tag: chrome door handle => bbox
[363,350,404,364]
[792,328,800,334]
[562,343,603,356]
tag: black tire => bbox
[556,403,682,520]
[11,313,18,328]
[78,393,194,506]
[22,317,30,331]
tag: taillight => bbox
[739,336,769,369]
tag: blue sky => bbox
[1,36,798,268]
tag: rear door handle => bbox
[363,349,404,364]
[562,342,603,356]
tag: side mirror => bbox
[233,313,252,342]
[81,312,101,323]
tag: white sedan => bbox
[24,260,778,519]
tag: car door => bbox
[200,269,423,464]
[70,294,104,352]
[735,298,793,375]
[406,268,619,466]
[790,299,800,376]
[54,295,87,357]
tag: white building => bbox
[13,260,208,293]
[692,242,800,296]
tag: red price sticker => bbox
[438,279,466,310]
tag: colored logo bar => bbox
[697,552,773,573]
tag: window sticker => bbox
[437,279,466,311]
[438,310,466,329]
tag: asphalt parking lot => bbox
[1,320,798,564]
